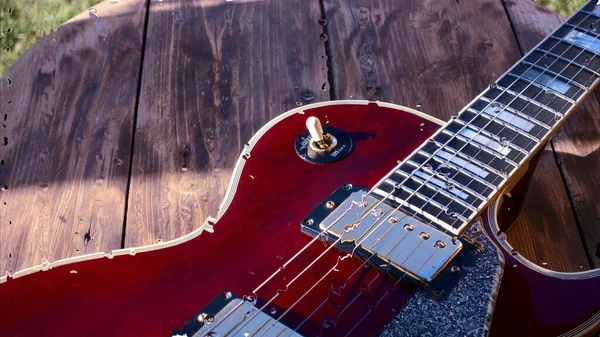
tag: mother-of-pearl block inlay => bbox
[459,128,512,156]
[523,68,571,95]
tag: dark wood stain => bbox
[325,0,594,272]
[502,0,599,268]
[0,0,597,279]
[0,0,148,275]
[124,0,328,247]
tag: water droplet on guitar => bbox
[436,164,451,176]
[270,307,277,314]
[318,18,328,26]
[554,114,562,122]
[445,209,458,219]
[589,22,598,32]
[249,270,255,275]
[244,332,250,337]
[500,137,511,148]
[541,54,549,66]
[584,57,591,66]
[424,163,434,172]
[276,255,283,260]
[320,33,329,42]
[444,182,455,191]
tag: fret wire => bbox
[408,155,491,202]
[382,179,468,218]
[505,72,577,104]
[402,160,488,202]
[379,6,598,232]
[536,47,600,77]
[451,118,531,155]
[564,22,600,40]
[465,107,542,142]
[369,2,600,236]
[493,83,563,116]
[478,97,552,130]
[550,35,598,56]
[416,149,501,190]
[385,174,478,213]
[429,139,509,183]
[521,59,589,91]
[237,7,600,328]
[440,129,520,167]
[580,9,600,19]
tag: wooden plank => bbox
[125,0,328,246]
[0,0,147,275]
[503,0,599,268]
[324,0,590,271]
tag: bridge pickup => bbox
[302,184,472,290]
[172,292,301,337]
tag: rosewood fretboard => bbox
[373,0,600,235]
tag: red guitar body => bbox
[1,102,598,336]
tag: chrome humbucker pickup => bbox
[172,292,301,337]
[301,184,479,292]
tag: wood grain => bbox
[503,0,599,268]
[323,0,521,117]
[0,0,147,275]
[124,0,328,247]
[323,0,591,271]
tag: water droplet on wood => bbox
[320,33,329,42]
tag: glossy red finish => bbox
[0,103,598,337]
[483,212,600,337]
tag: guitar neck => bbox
[372,0,600,236]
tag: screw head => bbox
[450,266,460,274]
[325,200,335,209]
[223,291,232,300]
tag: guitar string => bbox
[264,9,600,333]
[293,23,600,334]
[209,4,600,335]
[287,36,600,333]
[225,15,599,337]
[216,6,600,335]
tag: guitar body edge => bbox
[0,101,598,337]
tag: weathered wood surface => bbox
[124,0,328,247]
[0,0,598,276]
[323,0,592,271]
[0,0,147,275]
[503,0,599,268]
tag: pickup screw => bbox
[197,313,208,323]
[325,200,335,209]
[451,266,460,274]
[223,291,232,300]
[389,216,399,224]
[403,224,414,232]
[418,232,430,240]
[305,219,314,225]
[433,240,446,248]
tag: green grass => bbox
[0,0,592,76]
[537,0,587,17]
[0,0,98,76]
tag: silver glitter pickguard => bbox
[380,221,503,337]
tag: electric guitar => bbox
[1,1,600,336]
